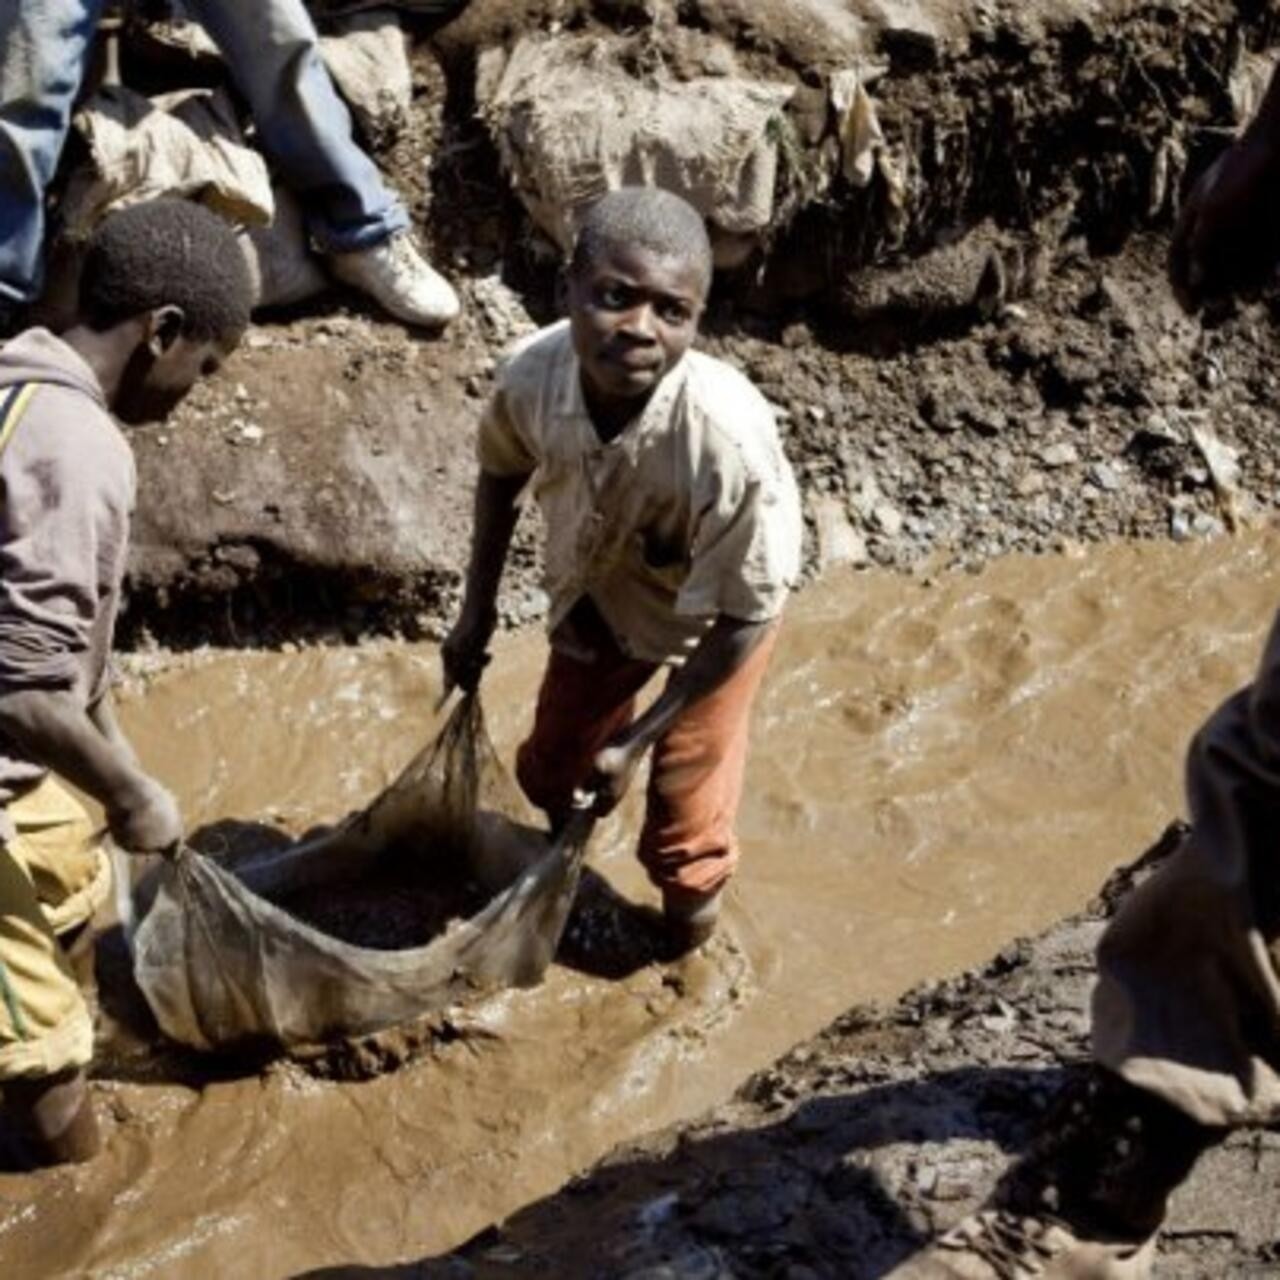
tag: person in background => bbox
[0,0,460,334]
[0,197,253,1169]
[885,62,1280,1280]
[443,187,802,956]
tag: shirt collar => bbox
[555,339,690,450]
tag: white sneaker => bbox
[327,232,461,328]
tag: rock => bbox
[128,342,476,639]
[872,502,905,537]
[1087,461,1123,492]
[1039,442,1079,469]
[813,496,870,568]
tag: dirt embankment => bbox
[116,0,1280,647]
[402,838,1280,1280]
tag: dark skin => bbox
[0,306,235,855]
[0,304,234,1169]
[1169,65,1280,313]
[443,243,772,817]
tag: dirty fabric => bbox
[62,84,274,240]
[123,695,591,1051]
[517,604,779,899]
[0,776,108,1081]
[1093,606,1280,1127]
[0,330,135,803]
[478,322,803,664]
[477,33,795,266]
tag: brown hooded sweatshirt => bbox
[0,328,136,801]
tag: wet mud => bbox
[5,531,1280,1277]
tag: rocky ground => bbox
[52,2,1280,1273]
[102,0,1280,647]
[299,829,1276,1280]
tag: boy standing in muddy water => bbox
[0,198,252,1169]
[889,64,1280,1280]
[444,187,802,954]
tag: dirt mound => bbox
[106,0,1280,647]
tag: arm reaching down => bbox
[588,614,772,815]
[0,688,181,853]
[441,470,528,694]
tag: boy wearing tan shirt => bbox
[444,187,802,953]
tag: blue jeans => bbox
[0,0,408,305]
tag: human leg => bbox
[0,0,103,309]
[8,775,111,939]
[638,627,778,949]
[0,826,99,1167]
[516,606,657,831]
[187,0,459,326]
[882,612,1280,1278]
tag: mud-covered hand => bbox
[441,604,496,695]
[107,775,183,855]
[1169,135,1280,313]
[588,738,647,818]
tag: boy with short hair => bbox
[0,197,253,1168]
[443,186,802,953]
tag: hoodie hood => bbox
[0,327,108,409]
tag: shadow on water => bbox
[291,1063,1074,1280]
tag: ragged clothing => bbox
[478,320,803,664]
[0,328,136,805]
[0,775,110,1081]
[1093,606,1280,1128]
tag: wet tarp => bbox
[119,695,592,1052]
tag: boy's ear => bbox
[145,305,186,356]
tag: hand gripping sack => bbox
[119,694,591,1051]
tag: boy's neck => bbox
[581,374,654,444]
[60,322,140,411]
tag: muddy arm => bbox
[588,614,772,815]
[443,470,529,692]
[0,688,179,852]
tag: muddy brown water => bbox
[4,533,1280,1278]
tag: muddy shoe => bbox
[886,1210,1156,1278]
[662,886,724,957]
[3,1067,101,1169]
[884,1067,1218,1279]
[327,232,461,328]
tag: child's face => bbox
[568,242,705,407]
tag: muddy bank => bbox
[118,0,1280,644]
[4,532,1280,1276]
[419,839,1280,1280]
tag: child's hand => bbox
[441,604,496,695]
[588,739,645,817]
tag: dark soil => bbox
[389,828,1280,1280]
[100,0,1280,648]
[271,856,488,951]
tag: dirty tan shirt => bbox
[478,321,803,663]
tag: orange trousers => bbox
[516,613,777,903]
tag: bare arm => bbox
[441,470,529,692]
[0,689,180,852]
[88,692,139,768]
[588,614,772,814]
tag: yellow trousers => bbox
[0,776,110,1081]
